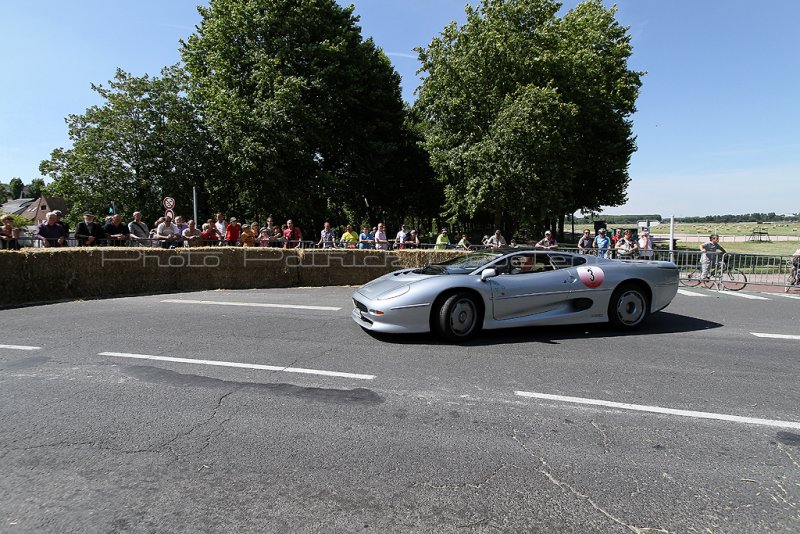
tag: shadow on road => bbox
[364,311,722,347]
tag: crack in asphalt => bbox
[161,389,235,459]
[511,428,670,534]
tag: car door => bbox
[488,252,576,321]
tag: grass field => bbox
[667,221,800,237]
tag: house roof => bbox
[17,196,72,222]
[1,197,35,216]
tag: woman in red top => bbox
[225,217,241,246]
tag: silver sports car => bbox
[352,249,679,340]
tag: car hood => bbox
[356,270,430,299]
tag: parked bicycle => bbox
[681,253,747,291]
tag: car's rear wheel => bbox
[608,283,649,330]
[435,292,481,341]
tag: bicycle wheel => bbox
[681,270,702,287]
[786,273,798,293]
[721,269,747,291]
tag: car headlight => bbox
[377,285,411,300]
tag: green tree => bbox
[181,0,436,228]
[415,0,642,236]
[8,178,24,199]
[40,65,220,224]
[27,178,45,198]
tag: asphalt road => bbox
[1,285,799,532]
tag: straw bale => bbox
[1,247,466,307]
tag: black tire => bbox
[681,270,702,287]
[721,269,747,291]
[608,283,649,330]
[435,292,481,341]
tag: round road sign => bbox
[163,197,175,209]
[164,209,175,220]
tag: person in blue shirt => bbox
[358,226,374,249]
[593,228,611,258]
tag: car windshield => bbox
[413,251,503,275]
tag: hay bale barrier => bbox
[1,248,464,307]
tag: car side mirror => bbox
[480,268,497,281]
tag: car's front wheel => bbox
[435,292,481,341]
[608,283,649,330]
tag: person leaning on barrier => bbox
[128,212,150,246]
[404,229,420,249]
[593,228,610,258]
[240,224,256,247]
[156,215,181,249]
[103,214,130,246]
[283,219,303,248]
[318,221,335,248]
[535,230,558,250]
[577,229,593,254]
[487,229,506,249]
[700,234,726,279]
[435,229,450,250]
[182,219,203,247]
[358,226,373,249]
[1,214,21,250]
[38,211,68,247]
[340,224,359,248]
[225,217,241,246]
[200,223,218,245]
[75,212,105,246]
[637,228,654,260]
[395,224,408,248]
[456,233,471,250]
[374,223,389,250]
[53,210,69,236]
[615,229,638,259]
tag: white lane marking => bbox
[99,352,374,380]
[0,344,42,351]
[677,289,709,297]
[770,292,800,300]
[161,299,341,311]
[514,391,800,430]
[714,291,769,300]
[751,332,800,341]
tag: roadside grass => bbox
[676,240,800,255]
[668,221,800,237]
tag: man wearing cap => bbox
[74,212,106,246]
[435,228,450,250]
[53,210,69,237]
[593,228,611,258]
[638,228,654,260]
[38,212,68,247]
[535,230,558,250]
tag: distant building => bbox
[16,196,71,224]
[0,197,36,216]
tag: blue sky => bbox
[1,0,798,217]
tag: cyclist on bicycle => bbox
[791,248,800,282]
[700,234,726,280]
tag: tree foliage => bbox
[415,0,642,235]
[39,66,220,224]
[181,0,438,228]
[8,178,24,200]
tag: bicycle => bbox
[682,254,747,291]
